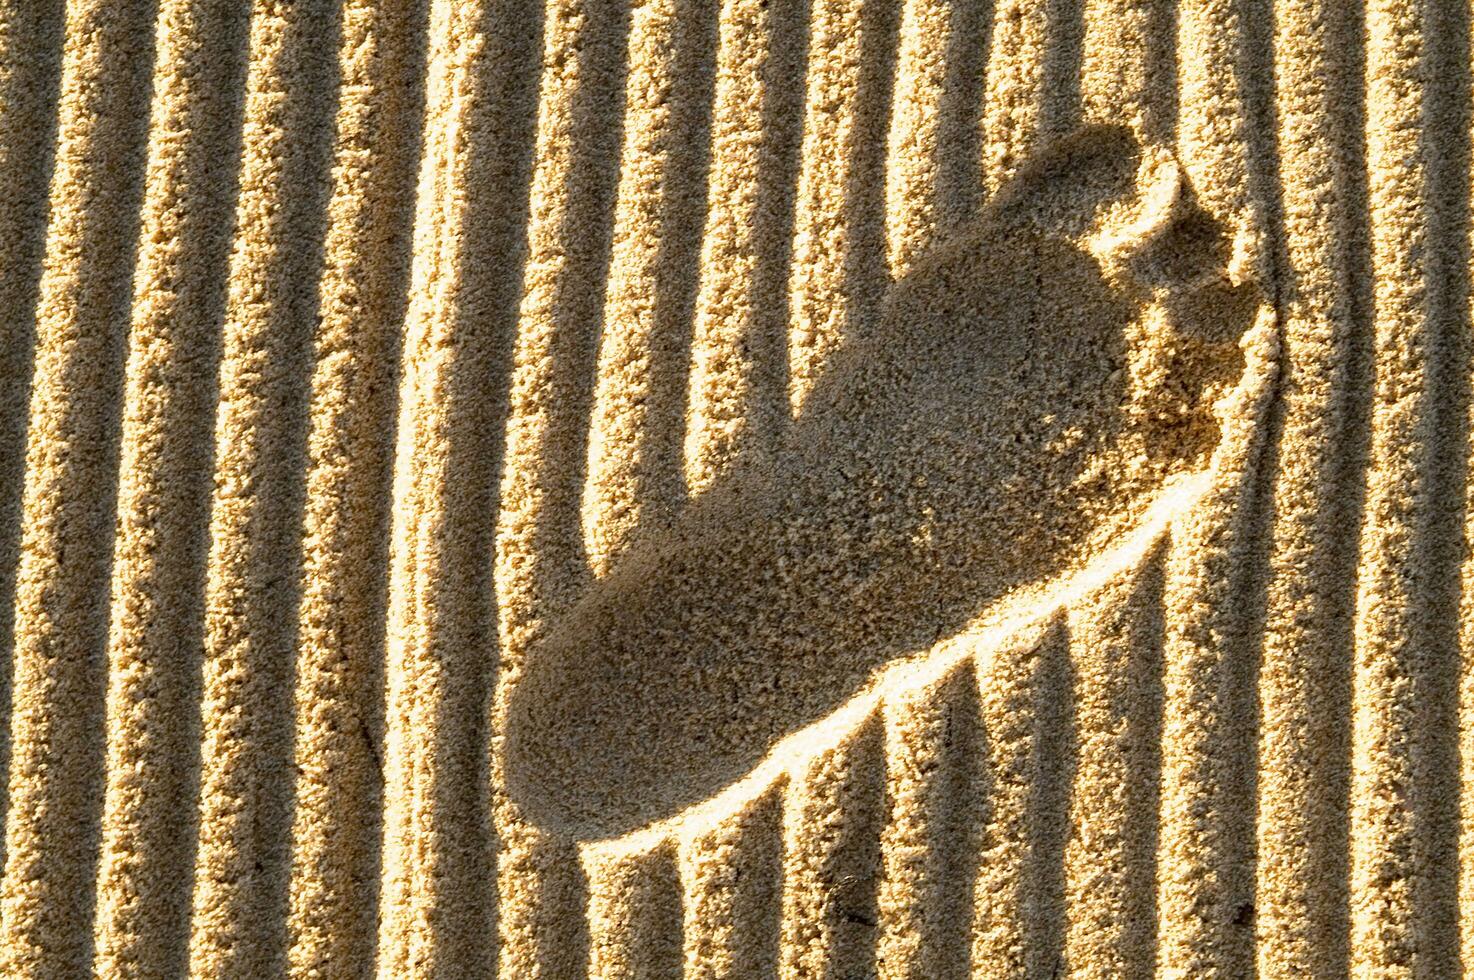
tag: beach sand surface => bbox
[0,0,1469,977]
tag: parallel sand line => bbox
[0,1,156,974]
[375,4,479,972]
[681,0,809,491]
[929,0,991,244]
[874,645,985,977]
[90,1,250,974]
[778,709,884,980]
[284,0,428,973]
[1078,0,1177,143]
[1060,545,1167,977]
[1251,0,1373,974]
[1058,6,1174,969]
[971,618,1064,979]
[188,1,342,973]
[884,0,962,274]
[1460,0,1474,965]
[1408,0,1469,969]
[980,0,1051,194]
[500,0,627,617]
[678,784,784,977]
[581,0,717,575]
[0,0,64,882]
[584,838,684,978]
[378,0,540,973]
[1349,2,1429,968]
[493,0,631,973]
[786,0,898,413]
[1351,0,1468,974]
[1155,1,1279,975]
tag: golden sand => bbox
[0,0,1468,977]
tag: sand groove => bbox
[91,1,251,974]
[1,1,1472,977]
[0,1,156,972]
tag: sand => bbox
[0,0,1466,977]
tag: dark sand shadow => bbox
[0,0,65,872]
[0,0,66,882]
[509,124,1260,840]
[1412,0,1470,971]
[427,2,550,975]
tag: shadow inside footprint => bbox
[507,125,1261,840]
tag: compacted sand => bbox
[0,0,1469,977]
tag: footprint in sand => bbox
[507,124,1265,841]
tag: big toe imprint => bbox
[508,124,1265,840]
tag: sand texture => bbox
[0,0,1469,976]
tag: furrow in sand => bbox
[681,0,808,491]
[581,0,718,575]
[1350,0,1467,973]
[1251,0,1374,974]
[1415,0,1471,971]
[1157,444,1278,977]
[1345,0,1421,972]
[499,835,590,979]
[1050,24,1175,974]
[1036,0,1083,141]
[884,0,973,273]
[376,0,540,973]
[778,712,884,980]
[786,0,897,413]
[88,1,250,975]
[1045,21,1176,970]
[491,0,632,973]
[1458,4,1474,968]
[874,657,985,979]
[186,1,342,974]
[0,0,65,876]
[979,0,1049,194]
[1153,1,1275,975]
[583,841,685,979]
[969,620,1063,978]
[678,785,785,979]
[283,0,428,974]
[0,1,156,975]
[1415,0,1470,968]
[1023,621,1075,978]
[931,0,992,237]
[497,0,627,608]
[1060,546,1167,978]
[981,0,1081,195]
[1079,0,1177,142]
